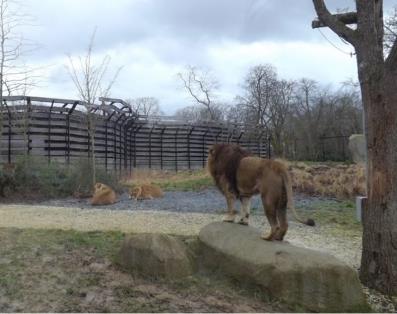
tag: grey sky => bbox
[18,0,392,113]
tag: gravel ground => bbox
[36,188,325,214]
[1,189,396,312]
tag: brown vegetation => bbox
[287,161,366,199]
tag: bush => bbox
[66,158,122,197]
[13,156,71,198]
[5,156,121,199]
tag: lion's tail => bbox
[280,168,315,227]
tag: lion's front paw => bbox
[222,213,236,223]
[237,216,249,226]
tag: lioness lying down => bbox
[207,143,314,241]
[91,183,117,205]
[129,184,164,200]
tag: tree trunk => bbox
[358,55,397,295]
[312,0,397,294]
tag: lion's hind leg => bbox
[222,193,237,223]
[274,207,288,241]
[261,195,280,241]
[237,196,251,226]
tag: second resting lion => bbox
[207,143,314,241]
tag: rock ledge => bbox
[199,222,369,312]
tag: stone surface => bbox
[349,134,367,164]
[199,222,369,312]
[118,233,194,279]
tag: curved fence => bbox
[0,96,270,172]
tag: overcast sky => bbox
[17,0,392,114]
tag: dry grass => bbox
[120,162,366,200]
[287,161,366,199]
[121,169,213,191]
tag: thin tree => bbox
[66,29,122,186]
[127,97,163,117]
[177,65,221,121]
[0,0,39,160]
[312,0,397,294]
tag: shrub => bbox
[5,156,122,199]
[66,158,122,197]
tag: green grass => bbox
[297,199,362,237]
[123,170,214,192]
[155,176,213,191]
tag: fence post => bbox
[47,100,55,164]
[174,128,180,172]
[215,129,222,143]
[160,126,166,170]
[187,126,194,170]
[4,101,11,164]
[202,127,210,168]
[237,131,243,145]
[26,97,32,155]
[149,125,155,169]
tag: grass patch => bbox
[0,227,285,313]
[297,199,362,237]
[122,169,214,192]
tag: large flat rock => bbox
[199,222,369,312]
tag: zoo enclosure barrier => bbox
[286,135,351,162]
[0,96,271,172]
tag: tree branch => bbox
[386,40,397,71]
[312,11,357,28]
[312,0,357,46]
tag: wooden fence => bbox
[0,96,270,172]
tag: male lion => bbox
[207,143,314,241]
[129,183,164,200]
[91,183,117,205]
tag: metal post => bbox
[66,102,78,166]
[133,124,143,168]
[257,133,263,157]
[174,128,180,172]
[149,125,155,169]
[48,100,55,163]
[187,126,194,170]
[215,129,222,143]
[202,127,210,168]
[119,123,123,172]
[105,111,116,172]
[4,101,11,164]
[113,122,117,171]
[26,97,32,155]
[237,131,244,145]
[160,126,166,170]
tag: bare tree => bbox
[240,64,278,132]
[293,79,325,160]
[0,0,39,159]
[267,79,295,157]
[177,65,222,121]
[127,97,163,117]
[66,29,122,186]
[313,0,397,294]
